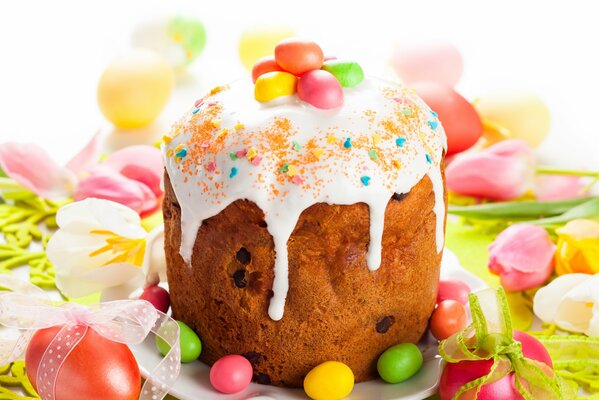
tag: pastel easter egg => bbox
[391,41,463,87]
[304,361,354,400]
[275,38,324,76]
[97,49,174,129]
[439,331,552,400]
[475,90,551,147]
[131,16,206,69]
[412,81,482,155]
[254,71,298,102]
[156,320,202,363]
[140,285,170,313]
[239,25,295,70]
[26,325,141,400]
[297,70,344,109]
[252,56,283,83]
[377,343,423,384]
[430,300,468,340]
[437,279,471,305]
[209,355,253,394]
[321,60,364,88]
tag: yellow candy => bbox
[304,361,354,400]
[254,71,297,102]
[475,90,551,148]
[98,50,174,129]
[238,25,294,70]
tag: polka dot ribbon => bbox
[0,275,181,400]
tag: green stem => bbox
[0,177,20,189]
[536,166,599,178]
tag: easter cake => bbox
[162,39,447,387]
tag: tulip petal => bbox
[104,145,164,198]
[56,261,144,298]
[74,166,158,216]
[533,273,590,325]
[535,174,585,201]
[0,142,75,199]
[558,274,599,336]
[65,132,101,176]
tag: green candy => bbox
[377,343,423,384]
[156,320,202,363]
[322,60,365,88]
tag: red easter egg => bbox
[430,300,468,340]
[297,70,344,110]
[439,331,552,400]
[437,279,471,305]
[412,81,482,155]
[26,325,141,400]
[140,285,170,313]
[209,355,253,394]
[274,38,324,76]
[251,56,283,83]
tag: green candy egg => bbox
[377,343,423,384]
[156,320,202,363]
[321,60,365,88]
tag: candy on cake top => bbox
[162,39,447,321]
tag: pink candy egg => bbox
[391,41,463,87]
[209,355,253,394]
[437,279,471,305]
[297,70,344,110]
[139,285,170,313]
[412,81,482,155]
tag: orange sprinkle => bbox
[211,118,221,128]
[312,148,325,159]
[162,135,172,144]
[234,122,245,131]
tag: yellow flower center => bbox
[88,230,146,267]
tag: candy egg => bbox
[156,320,201,363]
[304,361,354,400]
[430,300,468,340]
[209,355,253,394]
[97,49,174,129]
[239,25,295,70]
[131,16,207,69]
[254,71,298,102]
[391,41,463,87]
[275,38,324,76]
[252,56,283,83]
[475,90,551,147]
[140,285,170,313]
[297,70,344,110]
[377,343,423,384]
[412,82,482,155]
[437,279,471,305]
[321,60,364,88]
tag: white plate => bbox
[131,249,487,400]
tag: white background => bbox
[1,0,598,168]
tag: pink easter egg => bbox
[140,285,170,313]
[297,70,344,109]
[412,81,482,155]
[209,355,253,394]
[437,279,471,305]
[391,41,463,87]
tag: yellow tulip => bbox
[555,219,599,275]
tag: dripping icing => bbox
[163,77,447,321]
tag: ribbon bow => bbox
[0,275,180,400]
[439,287,575,400]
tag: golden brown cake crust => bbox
[163,169,446,387]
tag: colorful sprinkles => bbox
[361,176,371,186]
[343,138,352,148]
[230,167,238,178]
[428,120,439,130]
[396,137,406,147]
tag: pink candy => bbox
[209,355,253,394]
[297,70,344,110]
[436,279,471,305]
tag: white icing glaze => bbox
[163,77,446,321]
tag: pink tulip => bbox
[446,140,535,200]
[488,224,556,291]
[534,174,585,201]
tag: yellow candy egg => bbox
[97,49,175,129]
[304,361,354,400]
[238,25,294,70]
[254,71,297,102]
[475,90,551,147]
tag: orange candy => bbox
[430,300,467,340]
[274,38,324,76]
[252,56,283,83]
